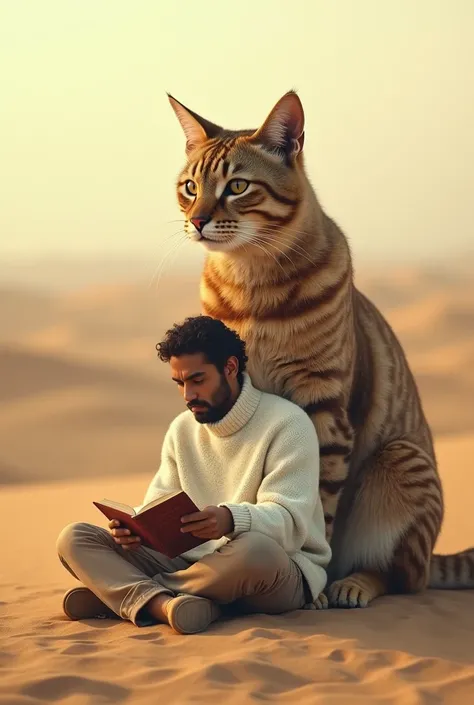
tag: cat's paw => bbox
[302,592,329,610]
[314,592,329,610]
[328,578,371,608]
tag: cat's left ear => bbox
[168,94,222,155]
[250,91,305,158]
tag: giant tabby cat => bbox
[167,91,473,607]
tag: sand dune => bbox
[0,345,184,485]
[1,258,474,703]
[0,345,158,402]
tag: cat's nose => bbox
[190,216,211,233]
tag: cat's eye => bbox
[228,179,249,195]
[185,180,197,196]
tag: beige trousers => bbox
[56,522,310,626]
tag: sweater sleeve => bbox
[133,425,181,513]
[220,412,321,552]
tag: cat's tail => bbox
[429,548,474,589]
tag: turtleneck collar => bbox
[205,372,262,437]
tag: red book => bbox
[93,490,209,558]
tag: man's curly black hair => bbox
[156,316,248,384]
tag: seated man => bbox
[57,315,331,634]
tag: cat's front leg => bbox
[304,399,354,542]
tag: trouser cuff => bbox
[123,583,173,627]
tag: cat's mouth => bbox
[198,233,233,243]
[188,229,237,252]
[197,233,233,247]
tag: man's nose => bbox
[190,215,211,233]
[184,387,197,402]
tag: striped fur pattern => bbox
[168,91,474,606]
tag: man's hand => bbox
[108,519,141,551]
[180,505,234,539]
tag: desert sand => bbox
[1,257,473,704]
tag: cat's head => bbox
[169,91,308,255]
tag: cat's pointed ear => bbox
[250,91,305,158]
[168,94,222,155]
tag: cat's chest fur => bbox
[200,264,350,405]
[217,317,306,399]
[230,320,276,384]
[244,338,279,394]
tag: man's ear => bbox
[168,94,223,155]
[225,356,239,379]
[249,90,305,158]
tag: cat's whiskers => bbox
[249,234,297,269]
[235,229,292,278]
[237,223,316,266]
[252,237,300,274]
[255,224,316,247]
[246,221,315,239]
[252,221,314,243]
[257,232,317,266]
[148,233,187,291]
[236,221,315,254]
[159,227,188,248]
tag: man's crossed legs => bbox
[56,523,310,634]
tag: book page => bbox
[135,490,183,515]
[97,499,134,515]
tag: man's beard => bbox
[187,375,233,424]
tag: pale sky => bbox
[1,0,473,267]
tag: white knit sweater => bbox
[137,372,331,600]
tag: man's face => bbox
[170,353,234,424]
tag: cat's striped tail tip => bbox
[429,548,474,589]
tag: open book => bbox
[93,490,209,558]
